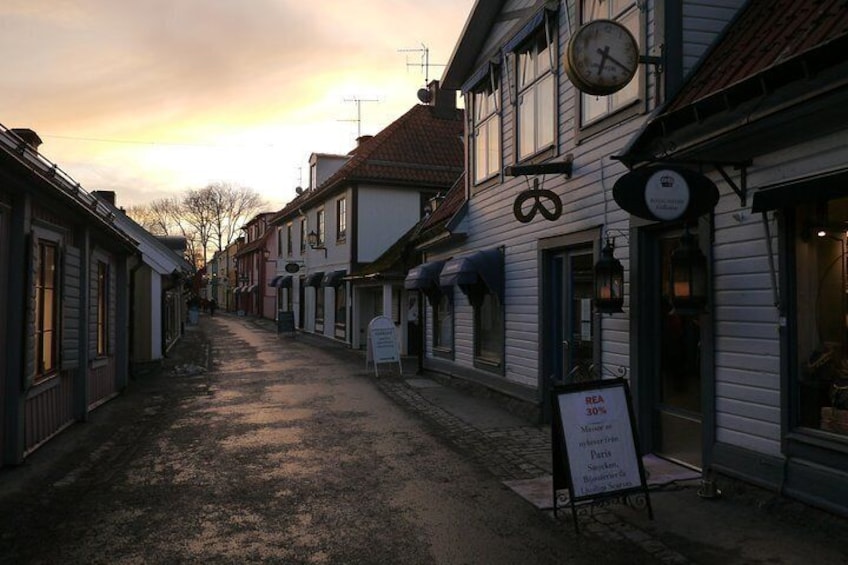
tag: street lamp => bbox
[594,237,625,314]
[307,230,327,257]
[669,227,708,316]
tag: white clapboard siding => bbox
[682,1,747,75]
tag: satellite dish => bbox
[295,186,303,195]
[417,88,431,103]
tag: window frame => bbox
[471,69,502,185]
[300,218,308,254]
[96,260,109,357]
[334,284,346,339]
[432,292,454,358]
[35,237,60,380]
[286,223,293,257]
[574,0,644,138]
[336,197,347,242]
[472,287,505,373]
[514,20,556,162]
[316,208,326,246]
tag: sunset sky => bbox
[0,0,474,209]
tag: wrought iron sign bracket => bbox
[713,161,751,207]
[504,153,573,178]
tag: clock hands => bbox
[598,45,630,74]
[595,45,610,76]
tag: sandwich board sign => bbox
[551,378,653,532]
[366,316,402,376]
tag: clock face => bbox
[564,19,639,96]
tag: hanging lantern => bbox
[670,228,708,315]
[594,239,624,314]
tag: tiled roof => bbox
[670,0,848,111]
[415,172,467,242]
[307,103,464,202]
[619,0,848,165]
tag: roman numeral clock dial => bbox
[564,19,639,96]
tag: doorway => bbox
[644,228,705,469]
[543,246,596,420]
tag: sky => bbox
[0,0,475,210]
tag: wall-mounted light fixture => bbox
[669,226,708,316]
[594,236,625,314]
[307,230,327,257]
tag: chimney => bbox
[356,135,374,147]
[92,190,117,207]
[11,128,42,151]
[422,80,457,118]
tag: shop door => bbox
[543,247,595,419]
[653,231,703,469]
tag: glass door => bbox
[655,231,703,468]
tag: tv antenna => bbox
[341,96,379,139]
[398,43,445,85]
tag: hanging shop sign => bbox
[613,166,719,222]
[284,262,302,274]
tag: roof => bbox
[299,103,464,208]
[619,0,848,165]
[415,173,467,243]
[669,0,848,112]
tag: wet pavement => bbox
[2,312,848,564]
[1,314,644,564]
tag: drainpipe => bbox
[127,254,143,379]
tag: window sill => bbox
[91,357,109,369]
[471,173,501,195]
[516,145,555,167]
[576,100,642,144]
[473,356,504,375]
[433,346,454,360]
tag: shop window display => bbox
[798,196,848,435]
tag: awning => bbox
[268,275,284,287]
[405,260,446,291]
[752,168,848,213]
[247,284,258,293]
[276,275,293,289]
[322,270,347,287]
[233,286,244,295]
[439,248,504,301]
[502,3,556,53]
[306,271,325,287]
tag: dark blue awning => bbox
[439,249,503,301]
[268,275,283,287]
[272,275,293,288]
[306,271,324,287]
[404,260,446,291]
[321,270,347,287]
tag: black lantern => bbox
[594,238,624,314]
[670,227,708,316]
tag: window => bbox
[335,285,346,338]
[516,26,555,160]
[795,196,848,437]
[277,227,283,258]
[316,209,325,246]
[300,218,308,254]
[433,293,454,354]
[472,73,501,183]
[580,0,640,125]
[474,290,504,367]
[336,198,347,241]
[315,287,325,330]
[286,223,293,256]
[35,239,59,379]
[96,261,109,356]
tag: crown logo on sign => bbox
[660,175,674,187]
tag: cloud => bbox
[0,0,473,207]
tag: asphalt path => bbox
[0,315,659,564]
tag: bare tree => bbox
[206,183,265,253]
[125,184,265,268]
